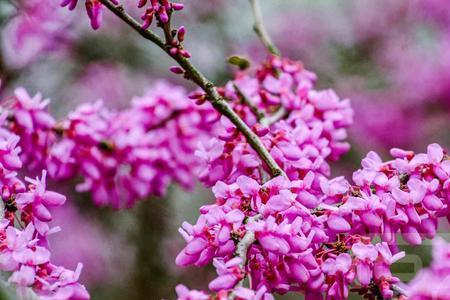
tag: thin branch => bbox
[392,284,407,297]
[260,107,287,127]
[99,0,285,178]
[248,0,280,56]
[229,214,261,299]
[233,83,265,122]
[147,110,183,131]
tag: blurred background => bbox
[1,0,450,299]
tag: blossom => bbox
[322,253,355,299]
[236,287,274,300]
[175,284,209,300]
[323,143,450,246]
[209,257,244,291]
[351,242,378,285]
[8,88,56,170]
[0,106,89,299]
[197,56,353,187]
[16,171,66,223]
[177,143,450,298]
[176,208,244,267]
[6,84,218,208]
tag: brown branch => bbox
[98,0,285,178]
[232,83,265,122]
[147,110,183,131]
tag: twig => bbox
[229,214,261,299]
[248,0,280,56]
[391,284,407,297]
[232,83,265,122]
[147,110,183,131]
[260,107,287,127]
[99,0,285,178]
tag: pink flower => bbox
[16,171,66,223]
[176,208,243,267]
[9,88,56,170]
[322,253,355,299]
[351,242,378,285]
[209,257,244,291]
[234,286,274,300]
[0,224,46,271]
[8,83,218,208]
[175,284,209,300]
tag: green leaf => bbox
[227,55,251,70]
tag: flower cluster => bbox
[5,83,218,208]
[405,237,450,299]
[0,112,88,299]
[174,52,450,297]
[6,88,56,171]
[323,143,450,247]
[176,172,410,299]
[177,138,450,298]
[196,56,353,187]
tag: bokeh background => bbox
[0,0,449,299]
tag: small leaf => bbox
[227,55,251,70]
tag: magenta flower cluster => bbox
[4,83,218,208]
[175,57,450,299]
[196,56,353,187]
[323,143,450,247]
[6,0,450,299]
[0,110,88,299]
[175,172,407,299]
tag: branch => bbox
[391,284,407,297]
[248,0,280,56]
[229,215,261,299]
[99,0,285,178]
[233,83,265,122]
[147,110,183,131]
[260,107,287,127]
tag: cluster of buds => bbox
[168,26,191,58]
[60,0,119,30]
[139,0,184,29]
[60,0,184,31]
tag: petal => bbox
[42,191,66,207]
[327,215,351,233]
[208,274,237,291]
[357,263,372,286]
[427,143,444,164]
